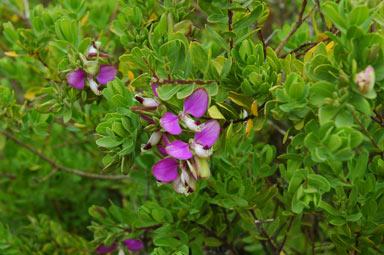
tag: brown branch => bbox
[192,221,239,255]
[314,0,327,30]
[275,0,310,55]
[250,210,277,254]
[0,130,131,180]
[228,0,234,50]
[352,111,382,154]
[277,217,294,254]
[154,78,218,86]
[258,30,267,60]
[280,38,330,58]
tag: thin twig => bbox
[0,130,131,180]
[352,111,382,154]
[277,216,294,254]
[275,0,309,55]
[250,210,277,254]
[34,169,58,183]
[23,0,30,19]
[227,0,234,50]
[258,30,267,60]
[280,38,330,58]
[192,221,239,255]
[0,173,17,179]
[314,0,327,30]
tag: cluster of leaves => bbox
[1,0,384,255]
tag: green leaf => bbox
[156,85,182,100]
[205,25,230,51]
[307,174,331,192]
[96,137,123,148]
[207,14,228,24]
[318,106,338,125]
[350,6,369,27]
[322,2,347,33]
[233,4,263,31]
[335,109,353,127]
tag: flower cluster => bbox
[96,238,143,254]
[133,87,220,195]
[66,42,117,95]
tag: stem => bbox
[275,0,309,55]
[277,216,294,254]
[250,210,277,254]
[352,111,382,153]
[228,0,234,50]
[0,130,131,180]
[258,29,267,60]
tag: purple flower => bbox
[164,120,220,160]
[160,88,209,134]
[66,44,117,96]
[152,157,179,182]
[173,162,196,194]
[96,242,118,253]
[96,238,143,254]
[355,66,375,94]
[143,130,162,150]
[123,239,144,251]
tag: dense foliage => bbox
[1,0,384,254]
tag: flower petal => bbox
[139,114,155,123]
[88,78,102,96]
[166,140,193,160]
[157,144,168,157]
[160,113,182,135]
[143,131,162,150]
[194,156,210,179]
[183,88,209,118]
[194,120,220,147]
[96,242,117,253]
[66,69,86,89]
[152,85,159,97]
[123,239,144,251]
[152,158,179,182]
[96,65,117,84]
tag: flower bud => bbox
[180,113,203,132]
[190,141,213,158]
[142,130,162,150]
[83,61,99,76]
[355,66,375,94]
[135,96,160,107]
[87,78,102,96]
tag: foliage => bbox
[1,0,384,254]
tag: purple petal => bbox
[183,88,209,118]
[152,158,179,182]
[96,242,117,253]
[157,144,168,157]
[96,65,117,84]
[66,69,86,89]
[139,114,155,123]
[123,239,144,251]
[160,113,182,135]
[152,85,159,97]
[166,140,193,160]
[194,120,220,147]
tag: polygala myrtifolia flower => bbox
[355,66,375,94]
[96,238,143,254]
[132,87,220,194]
[160,87,210,134]
[66,42,117,96]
